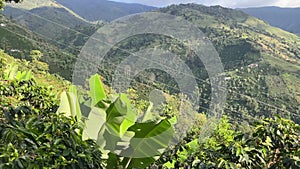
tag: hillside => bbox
[56,0,156,21]
[2,0,93,41]
[0,14,76,80]
[240,7,300,35]
[1,49,298,169]
[3,3,297,124]
[90,4,300,124]
[4,0,89,22]
[158,4,300,123]
[0,50,68,93]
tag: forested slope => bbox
[0,14,76,79]
[91,4,300,124]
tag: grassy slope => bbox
[56,0,156,21]
[2,0,94,45]
[6,0,91,23]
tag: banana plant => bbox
[57,85,82,121]
[4,61,33,81]
[57,74,175,168]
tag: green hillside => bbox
[0,14,76,80]
[2,5,93,41]
[160,4,300,123]
[0,50,68,93]
[56,0,156,21]
[2,3,297,124]
[54,23,103,54]
[5,0,89,22]
[92,4,300,124]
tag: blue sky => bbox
[111,0,300,8]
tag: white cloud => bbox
[111,0,300,8]
[273,0,300,7]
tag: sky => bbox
[111,0,300,8]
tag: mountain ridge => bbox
[240,6,300,35]
[5,0,91,23]
[56,0,156,21]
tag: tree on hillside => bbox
[30,50,42,61]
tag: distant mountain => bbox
[240,7,300,35]
[55,0,157,21]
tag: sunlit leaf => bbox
[89,74,106,107]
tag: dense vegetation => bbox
[92,4,300,125]
[0,51,299,168]
[0,2,299,168]
[0,51,104,168]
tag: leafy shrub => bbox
[156,116,300,169]
[0,108,104,169]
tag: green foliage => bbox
[0,109,104,169]
[30,50,42,61]
[0,62,104,168]
[57,74,175,168]
[4,61,33,81]
[253,117,300,168]
[0,50,69,93]
[0,1,4,11]
[0,57,57,112]
[0,78,57,112]
[57,89,82,121]
[89,74,106,107]
[157,116,300,169]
